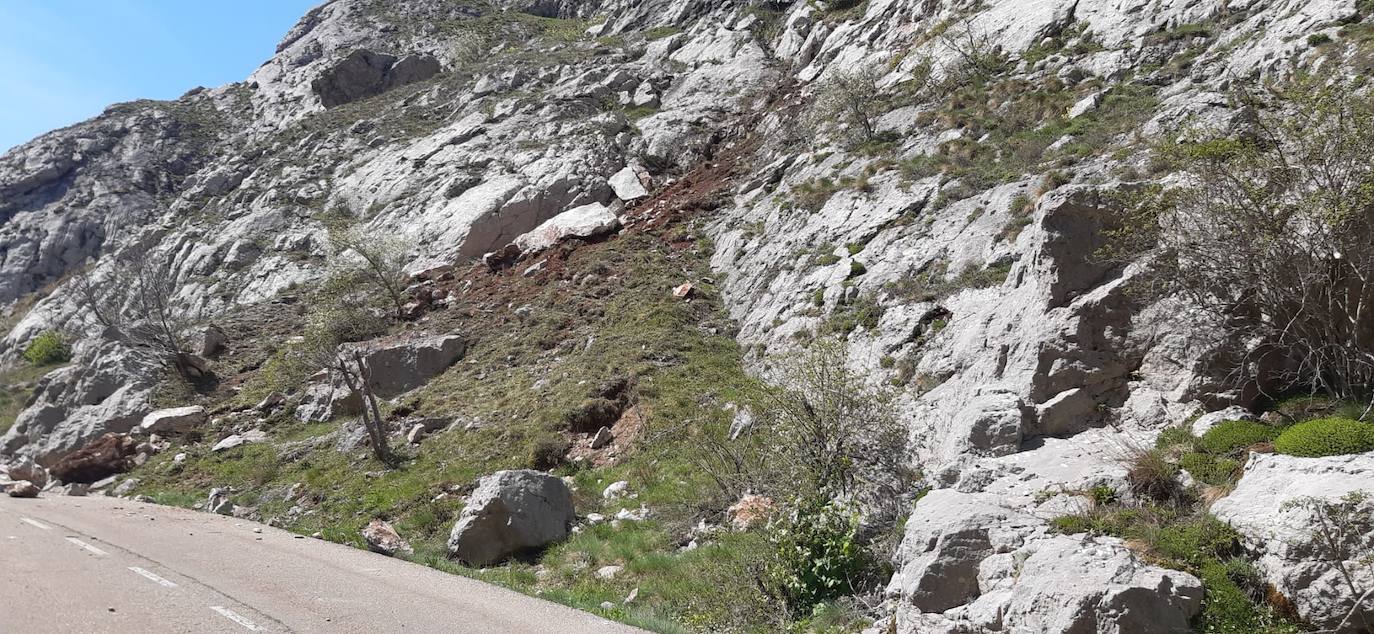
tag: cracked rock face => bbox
[1212,453,1374,632]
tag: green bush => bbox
[1180,452,1241,486]
[22,330,70,366]
[1197,420,1279,455]
[1273,417,1374,457]
[767,499,871,613]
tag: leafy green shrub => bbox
[766,499,871,613]
[1308,33,1333,47]
[1180,452,1241,486]
[1197,560,1264,633]
[1197,420,1279,455]
[22,330,70,366]
[1273,417,1374,457]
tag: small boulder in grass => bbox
[727,494,776,530]
[362,519,413,557]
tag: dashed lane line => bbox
[210,606,262,631]
[129,566,178,588]
[65,536,109,556]
[19,517,51,530]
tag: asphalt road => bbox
[0,494,643,633]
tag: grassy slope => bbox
[127,215,802,631]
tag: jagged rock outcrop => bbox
[1213,453,1374,632]
[312,49,441,107]
[1,339,157,466]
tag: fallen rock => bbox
[1212,452,1374,632]
[207,488,234,515]
[595,564,623,580]
[1190,405,1255,437]
[140,406,208,435]
[6,481,39,498]
[111,478,140,497]
[589,427,613,449]
[198,323,229,357]
[608,164,650,200]
[255,391,287,412]
[446,470,575,566]
[340,334,466,399]
[362,519,413,557]
[672,282,694,299]
[212,430,268,452]
[726,494,775,530]
[512,203,620,256]
[5,457,49,489]
[602,480,630,499]
[48,433,139,484]
[60,483,89,496]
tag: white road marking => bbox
[19,517,50,530]
[129,566,177,587]
[65,537,108,556]
[210,606,262,631]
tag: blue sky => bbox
[0,1,321,153]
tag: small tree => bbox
[71,254,204,381]
[759,338,916,518]
[812,65,888,147]
[937,22,1008,85]
[297,324,395,465]
[1112,77,1374,403]
[328,225,411,321]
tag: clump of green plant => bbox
[1197,420,1280,455]
[1273,417,1374,457]
[765,498,872,615]
[22,330,70,366]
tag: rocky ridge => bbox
[1,0,1372,632]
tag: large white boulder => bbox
[446,470,575,566]
[1212,452,1374,632]
[512,203,620,256]
[607,164,650,201]
[140,406,208,435]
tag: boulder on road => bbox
[362,519,413,557]
[6,481,39,498]
[48,433,139,484]
[140,406,208,435]
[5,457,49,489]
[446,470,575,566]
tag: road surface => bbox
[0,494,643,633]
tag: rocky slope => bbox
[3,0,1374,632]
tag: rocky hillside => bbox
[3,0,1374,632]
